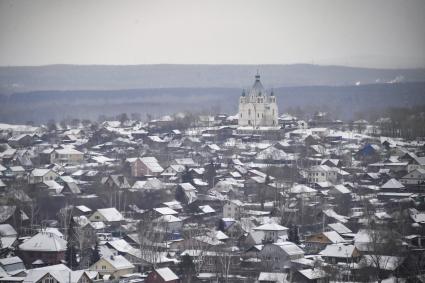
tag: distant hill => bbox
[0,82,424,123]
[1,64,424,94]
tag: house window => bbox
[102,265,106,270]
[248,109,251,116]
[43,276,55,283]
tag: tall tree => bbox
[65,217,79,270]
[179,254,195,283]
[90,240,101,265]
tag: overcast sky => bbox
[0,0,424,68]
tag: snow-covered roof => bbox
[298,269,327,280]
[258,272,288,283]
[103,255,135,270]
[199,205,215,214]
[93,208,123,222]
[333,184,351,194]
[322,231,346,244]
[156,214,182,223]
[31,168,52,177]
[154,267,179,281]
[381,178,405,189]
[19,231,67,252]
[154,207,178,215]
[55,148,83,155]
[327,222,352,234]
[289,184,317,194]
[275,242,304,256]
[75,205,92,213]
[140,157,164,173]
[256,146,290,161]
[254,223,288,232]
[319,243,357,258]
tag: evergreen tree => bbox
[90,240,101,265]
[65,218,79,270]
[181,166,193,184]
[205,160,216,187]
[179,254,195,283]
[288,224,300,244]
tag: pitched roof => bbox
[154,207,178,215]
[381,178,405,189]
[319,244,357,258]
[19,231,67,252]
[31,168,52,177]
[327,222,352,234]
[254,223,288,232]
[323,231,346,244]
[103,255,134,270]
[258,272,288,283]
[155,267,179,281]
[274,242,304,256]
[94,208,123,222]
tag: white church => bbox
[238,73,279,127]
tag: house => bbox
[18,231,67,266]
[161,164,185,179]
[223,200,245,220]
[172,158,197,168]
[307,165,338,184]
[154,214,183,234]
[293,268,328,283]
[89,255,135,279]
[356,144,381,162]
[89,208,124,224]
[400,168,425,185]
[175,183,197,205]
[145,267,180,283]
[0,256,26,276]
[304,231,345,254]
[380,178,405,192]
[41,147,84,165]
[260,242,304,271]
[128,157,164,177]
[28,169,59,184]
[0,224,18,255]
[407,156,425,172]
[23,264,95,283]
[8,134,34,148]
[319,243,361,264]
[101,175,130,190]
[326,222,353,238]
[253,222,288,243]
[132,178,164,192]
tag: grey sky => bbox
[0,0,424,68]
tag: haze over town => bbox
[0,1,425,283]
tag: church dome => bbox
[249,73,266,97]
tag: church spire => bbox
[255,69,260,81]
